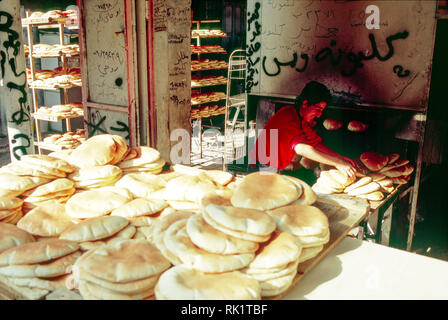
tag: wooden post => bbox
[0,0,35,161]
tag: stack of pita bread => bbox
[0,239,81,292]
[68,165,123,189]
[65,186,133,220]
[313,152,414,201]
[59,216,137,251]
[155,264,261,300]
[17,202,77,239]
[267,205,330,263]
[21,178,76,212]
[71,240,170,300]
[240,232,302,297]
[116,146,165,174]
[0,154,74,180]
[144,167,235,212]
[0,196,24,225]
[67,134,128,168]
[0,222,35,254]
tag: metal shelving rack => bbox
[190,19,228,161]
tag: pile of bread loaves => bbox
[42,130,86,149]
[313,151,414,201]
[35,103,83,118]
[0,134,331,300]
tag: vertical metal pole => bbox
[0,0,35,161]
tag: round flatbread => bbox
[283,175,317,206]
[115,172,166,198]
[78,279,155,300]
[155,265,261,300]
[0,239,79,266]
[164,174,218,203]
[298,245,324,263]
[163,220,255,273]
[0,173,50,192]
[68,165,122,182]
[230,172,300,210]
[65,187,132,219]
[0,250,81,278]
[16,202,76,237]
[0,196,23,210]
[296,228,330,248]
[268,205,329,237]
[68,134,118,168]
[244,260,299,282]
[59,215,129,242]
[21,178,74,198]
[186,214,259,255]
[117,146,161,168]
[75,240,170,283]
[0,222,35,253]
[246,232,301,270]
[202,208,271,243]
[260,271,296,297]
[204,204,276,236]
[111,198,168,218]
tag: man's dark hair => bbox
[295,81,332,109]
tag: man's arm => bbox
[294,143,356,179]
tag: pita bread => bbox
[120,157,166,171]
[259,271,296,297]
[75,267,158,294]
[47,150,72,161]
[75,240,170,282]
[111,198,168,218]
[360,152,389,172]
[381,163,414,178]
[347,181,381,196]
[204,204,276,236]
[0,239,79,266]
[16,202,75,237]
[154,265,261,300]
[387,153,401,165]
[21,178,74,198]
[164,220,255,273]
[164,174,218,203]
[128,207,177,227]
[231,172,300,210]
[68,134,118,168]
[20,154,75,173]
[14,159,68,177]
[59,216,129,242]
[0,188,22,198]
[246,232,301,270]
[166,200,199,211]
[106,225,137,242]
[65,187,132,219]
[78,278,155,300]
[0,222,35,253]
[7,274,70,291]
[115,172,166,198]
[358,191,385,201]
[311,182,337,194]
[117,146,161,168]
[0,196,23,210]
[344,176,373,193]
[68,165,122,182]
[1,162,65,179]
[298,245,324,263]
[318,171,346,192]
[243,258,298,276]
[0,250,81,278]
[244,260,299,282]
[0,173,50,192]
[268,205,329,237]
[0,207,21,220]
[296,228,330,248]
[1,210,23,224]
[379,158,410,173]
[202,208,271,243]
[108,135,129,165]
[282,176,317,206]
[186,214,259,255]
[203,170,234,186]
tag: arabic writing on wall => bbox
[0,3,33,160]
[246,2,261,93]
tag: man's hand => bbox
[336,160,357,180]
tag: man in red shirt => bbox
[249,81,357,181]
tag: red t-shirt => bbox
[249,105,322,170]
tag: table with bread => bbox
[0,134,370,300]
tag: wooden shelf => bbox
[32,112,83,122]
[34,141,70,152]
[191,76,227,88]
[191,45,227,55]
[29,83,81,91]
